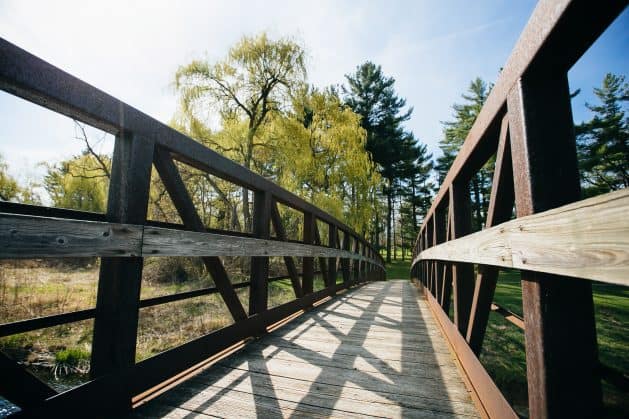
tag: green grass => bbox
[385,259,412,280]
[485,272,629,418]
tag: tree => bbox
[270,86,381,235]
[0,154,41,204]
[174,33,306,231]
[343,62,414,262]
[43,153,110,212]
[576,73,628,196]
[436,77,492,229]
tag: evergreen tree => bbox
[343,62,414,261]
[436,77,492,229]
[576,73,628,196]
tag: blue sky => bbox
[0,1,627,190]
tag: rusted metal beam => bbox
[449,183,475,335]
[508,70,601,418]
[466,116,514,355]
[152,147,248,322]
[249,190,271,315]
[270,202,303,298]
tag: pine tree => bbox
[576,73,628,196]
[436,77,492,229]
[343,62,413,262]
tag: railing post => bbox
[328,224,338,288]
[302,212,315,294]
[249,190,271,315]
[342,230,350,283]
[449,182,474,335]
[507,70,601,418]
[91,133,154,413]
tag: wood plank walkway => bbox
[134,280,479,418]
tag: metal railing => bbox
[0,37,384,417]
[411,1,628,418]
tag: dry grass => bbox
[0,257,298,390]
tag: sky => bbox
[0,0,627,187]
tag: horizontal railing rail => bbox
[0,36,385,417]
[411,1,628,418]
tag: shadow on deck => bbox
[133,281,478,418]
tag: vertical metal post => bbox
[302,212,315,294]
[328,224,338,288]
[249,190,271,315]
[508,70,601,418]
[449,182,474,335]
[91,133,154,412]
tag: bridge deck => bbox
[134,280,479,418]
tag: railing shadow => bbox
[133,281,476,417]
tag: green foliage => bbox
[576,73,628,196]
[0,154,41,204]
[43,153,110,212]
[174,33,307,231]
[436,78,493,229]
[343,62,426,260]
[271,87,380,234]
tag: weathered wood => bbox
[466,115,514,355]
[135,281,479,419]
[0,213,142,258]
[270,202,303,297]
[507,71,601,418]
[249,190,271,315]
[448,183,475,335]
[152,147,248,322]
[415,185,629,286]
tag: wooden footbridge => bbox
[1,1,628,418]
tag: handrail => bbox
[411,1,627,418]
[0,37,384,416]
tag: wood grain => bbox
[0,212,383,269]
[414,188,629,286]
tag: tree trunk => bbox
[386,186,392,263]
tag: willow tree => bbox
[174,33,306,232]
[271,87,381,235]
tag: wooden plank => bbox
[507,71,601,418]
[249,190,271,315]
[152,147,247,322]
[414,188,629,286]
[466,115,514,355]
[142,227,378,262]
[0,213,142,258]
[0,213,384,268]
[270,202,303,298]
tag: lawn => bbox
[382,260,628,418]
